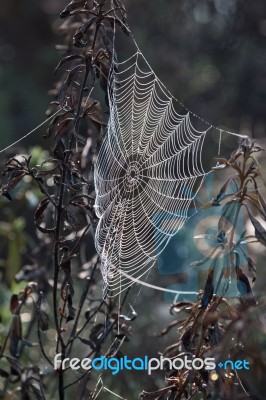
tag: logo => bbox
[54,354,250,375]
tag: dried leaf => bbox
[1,170,26,200]
[170,301,194,315]
[213,175,238,204]
[65,63,85,85]
[235,252,256,304]
[61,257,75,299]
[118,314,135,322]
[237,267,252,296]
[200,268,214,309]
[35,197,50,223]
[76,337,96,349]
[54,117,73,144]
[202,309,220,328]
[66,294,76,322]
[44,110,71,139]
[218,202,241,233]
[60,0,87,18]
[245,193,266,221]
[247,257,256,282]
[73,17,97,47]
[158,319,179,337]
[258,189,266,217]
[55,54,85,74]
[248,211,266,246]
[191,244,221,266]
[10,294,19,314]
[181,326,193,349]
[39,310,49,331]
[0,368,9,378]
[34,197,55,233]
[71,200,94,221]
[9,315,22,357]
[89,323,104,342]
[2,191,12,201]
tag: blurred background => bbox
[0,0,266,398]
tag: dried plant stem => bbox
[53,67,90,400]
[52,11,104,394]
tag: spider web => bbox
[95,50,218,296]
[0,16,247,299]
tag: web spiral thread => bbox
[95,51,210,295]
